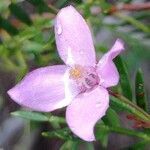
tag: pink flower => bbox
[8,6,124,141]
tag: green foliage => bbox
[95,122,109,148]
[102,108,120,127]
[11,110,66,124]
[0,15,18,35]
[96,123,150,141]
[124,140,150,150]
[110,95,150,122]
[116,13,150,33]
[42,128,73,140]
[114,56,133,100]
[60,140,79,150]
[9,3,32,25]
[135,69,147,111]
[11,110,49,122]
[27,0,50,13]
[0,0,149,149]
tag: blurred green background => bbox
[0,0,150,149]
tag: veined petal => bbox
[66,87,109,141]
[55,5,96,66]
[8,65,73,112]
[97,39,125,87]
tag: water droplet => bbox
[56,24,62,35]
[96,102,101,108]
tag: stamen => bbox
[69,65,100,93]
[69,65,84,79]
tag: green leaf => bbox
[27,0,49,13]
[85,143,94,150]
[11,110,49,122]
[11,110,66,125]
[144,128,150,135]
[11,0,25,2]
[0,0,10,14]
[119,0,132,3]
[60,140,79,150]
[102,108,120,127]
[133,11,150,20]
[110,95,150,121]
[116,13,150,33]
[55,0,68,8]
[98,0,112,13]
[135,69,147,111]
[114,56,133,100]
[22,41,44,52]
[29,120,41,131]
[27,0,57,14]
[95,122,109,148]
[9,3,32,25]
[96,123,150,141]
[42,128,73,140]
[124,140,150,150]
[48,115,66,124]
[0,15,18,35]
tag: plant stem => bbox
[99,124,150,141]
[110,3,150,13]
[109,90,150,121]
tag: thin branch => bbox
[91,3,150,15]
[110,3,150,13]
[98,124,150,141]
[109,90,150,122]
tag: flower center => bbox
[69,65,83,79]
[69,65,99,93]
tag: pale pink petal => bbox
[8,65,74,112]
[66,87,109,141]
[55,5,96,66]
[97,39,125,87]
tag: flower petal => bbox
[55,6,96,66]
[97,39,125,87]
[66,87,109,141]
[8,65,74,112]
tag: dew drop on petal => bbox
[56,24,62,35]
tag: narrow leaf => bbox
[102,108,120,127]
[11,110,49,122]
[9,3,32,25]
[60,141,79,150]
[110,95,150,121]
[49,115,66,124]
[55,0,70,8]
[116,13,150,33]
[0,16,18,35]
[124,140,150,150]
[42,128,73,140]
[96,123,150,141]
[85,143,94,150]
[114,56,133,100]
[27,0,57,14]
[95,122,109,148]
[135,68,147,111]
